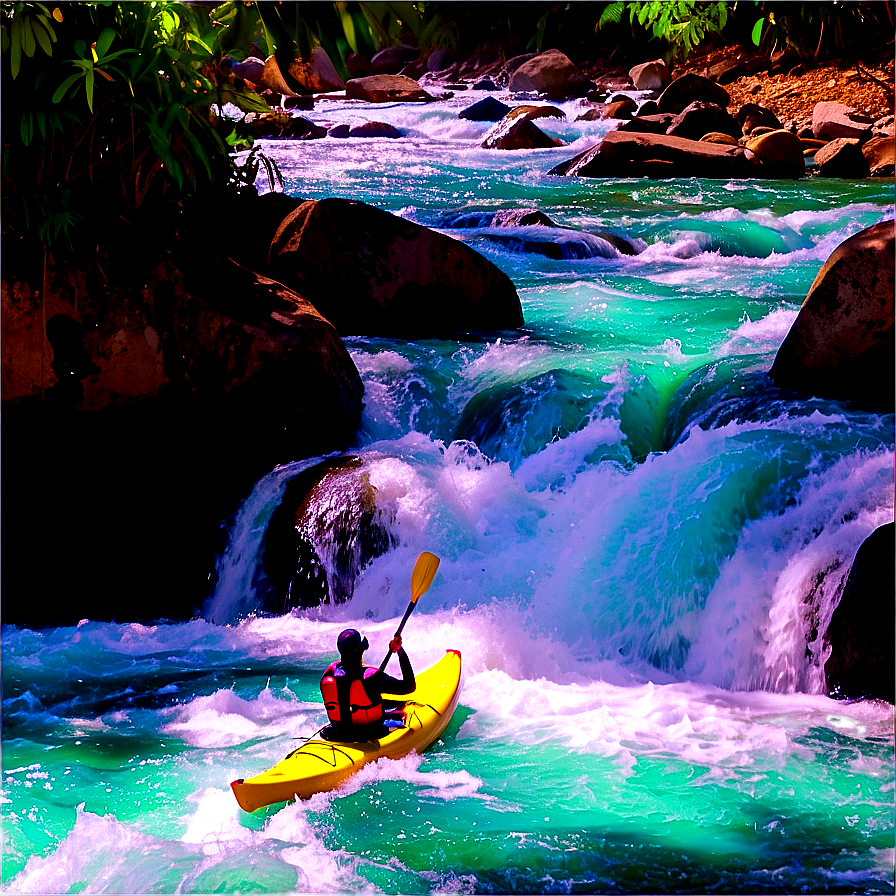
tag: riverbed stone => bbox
[269,198,524,336]
[459,96,511,121]
[769,219,895,410]
[370,44,418,75]
[345,74,434,103]
[824,522,895,702]
[815,137,870,177]
[602,98,637,120]
[288,48,345,93]
[812,101,874,142]
[745,129,805,177]
[617,113,676,134]
[629,59,671,90]
[657,73,731,114]
[548,130,755,179]
[507,49,594,99]
[862,135,895,177]
[347,121,403,138]
[665,101,742,141]
[736,102,783,135]
[481,115,563,150]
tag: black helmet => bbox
[337,629,369,655]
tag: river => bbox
[3,89,894,894]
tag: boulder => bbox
[260,54,299,96]
[347,121,403,138]
[346,52,372,79]
[268,198,524,336]
[507,49,594,99]
[481,116,563,150]
[629,59,671,91]
[548,130,756,179]
[345,74,434,103]
[815,137,870,178]
[736,102,783,136]
[812,101,874,142]
[657,73,731,114]
[665,101,742,141]
[617,112,675,135]
[862,135,895,177]
[459,96,512,121]
[824,523,895,702]
[1,238,364,626]
[505,104,566,123]
[745,129,805,178]
[602,98,637,120]
[370,44,418,75]
[636,99,660,117]
[700,132,739,146]
[439,208,556,229]
[769,219,894,410]
[288,47,345,93]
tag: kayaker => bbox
[320,628,416,742]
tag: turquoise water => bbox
[3,92,894,894]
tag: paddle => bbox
[379,551,440,672]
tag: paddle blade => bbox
[410,551,440,603]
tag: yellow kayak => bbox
[231,649,462,812]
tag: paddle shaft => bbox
[379,552,440,673]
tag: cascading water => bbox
[3,89,893,895]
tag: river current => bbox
[3,90,894,894]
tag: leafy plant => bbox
[598,1,730,59]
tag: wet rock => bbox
[269,198,524,336]
[347,121,403,138]
[345,74,434,103]
[824,523,895,702]
[862,135,895,177]
[477,227,632,260]
[636,100,660,117]
[629,59,671,90]
[665,101,741,141]
[507,49,594,99]
[657,73,731,114]
[602,98,637,120]
[440,208,557,229]
[815,138,870,178]
[472,77,499,91]
[617,113,675,135]
[505,104,566,123]
[745,129,805,178]
[548,130,755,179]
[769,219,894,410]
[812,101,874,142]
[700,132,739,146]
[459,96,511,121]
[736,102,782,136]
[480,116,563,150]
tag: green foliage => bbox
[597,1,730,59]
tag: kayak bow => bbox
[230,649,462,812]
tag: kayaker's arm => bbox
[377,646,416,695]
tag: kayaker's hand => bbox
[389,635,403,654]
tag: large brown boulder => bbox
[1,237,364,626]
[629,59,671,90]
[344,74,433,103]
[269,198,524,336]
[507,49,594,99]
[812,101,874,142]
[548,130,756,179]
[815,138,870,178]
[769,219,894,410]
[824,523,895,702]
[665,101,741,141]
[745,129,805,178]
[288,48,345,93]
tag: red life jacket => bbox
[320,662,384,727]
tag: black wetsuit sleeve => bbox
[375,648,416,695]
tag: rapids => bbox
[3,89,894,894]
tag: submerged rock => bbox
[269,197,524,336]
[769,219,894,410]
[459,96,511,121]
[824,523,895,702]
